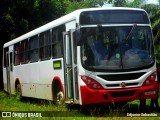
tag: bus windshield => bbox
[80,10,149,25]
[81,26,154,70]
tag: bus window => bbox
[3,48,8,67]
[20,41,24,63]
[80,10,149,25]
[14,43,21,65]
[40,33,44,60]
[29,35,39,62]
[45,31,51,59]
[10,52,13,71]
[39,31,51,60]
[21,40,29,63]
[52,27,64,58]
[52,29,57,58]
[24,40,29,63]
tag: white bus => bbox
[3,7,159,105]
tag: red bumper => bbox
[80,82,158,105]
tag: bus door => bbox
[63,29,79,103]
[5,48,14,94]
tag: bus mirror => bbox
[74,29,82,46]
[76,38,83,46]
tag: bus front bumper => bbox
[80,81,158,105]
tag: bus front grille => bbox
[98,72,146,81]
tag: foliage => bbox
[113,0,127,7]
[66,0,110,13]
[141,4,159,19]
[152,9,160,63]
[126,0,143,8]
[0,0,69,41]
[79,0,109,7]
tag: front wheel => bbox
[54,85,64,105]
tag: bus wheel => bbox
[16,84,21,100]
[55,85,64,105]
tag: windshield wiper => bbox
[125,24,137,46]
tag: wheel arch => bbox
[15,78,21,89]
[52,76,64,100]
[15,78,22,95]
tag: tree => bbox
[66,0,113,13]
[126,0,143,8]
[81,0,109,7]
[113,0,127,7]
[141,4,159,19]
[37,0,69,24]
[0,0,69,89]
[151,9,160,63]
[0,0,38,89]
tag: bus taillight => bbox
[81,75,104,89]
[142,71,157,86]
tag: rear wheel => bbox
[16,84,21,100]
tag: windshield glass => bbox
[80,10,149,25]
[81,26,154,70]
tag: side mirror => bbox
[74,29,83,46]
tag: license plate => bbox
[144,91,156,95]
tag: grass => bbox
[0,92,65,111]
[0,90,90,120]
[0,90,160,120]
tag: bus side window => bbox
[21,40,29,64]
[14,43,21,65]
[52,26,64,58]
[39,30,51,60]
[24,40,29,63]
[3,48,8,68]
[45,31,51,59]
[52,28,58,58]
[29,35,39,62]
[39,33,45,60]
[20,41,24,63]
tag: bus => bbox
[3,7,159,105]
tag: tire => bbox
[16,84,21,100]
[54,85,64,105]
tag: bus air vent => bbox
[97,72,146,81]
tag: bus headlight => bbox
[81,75,104,89]
[142,71,156,86]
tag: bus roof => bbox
[3,7,147,48]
